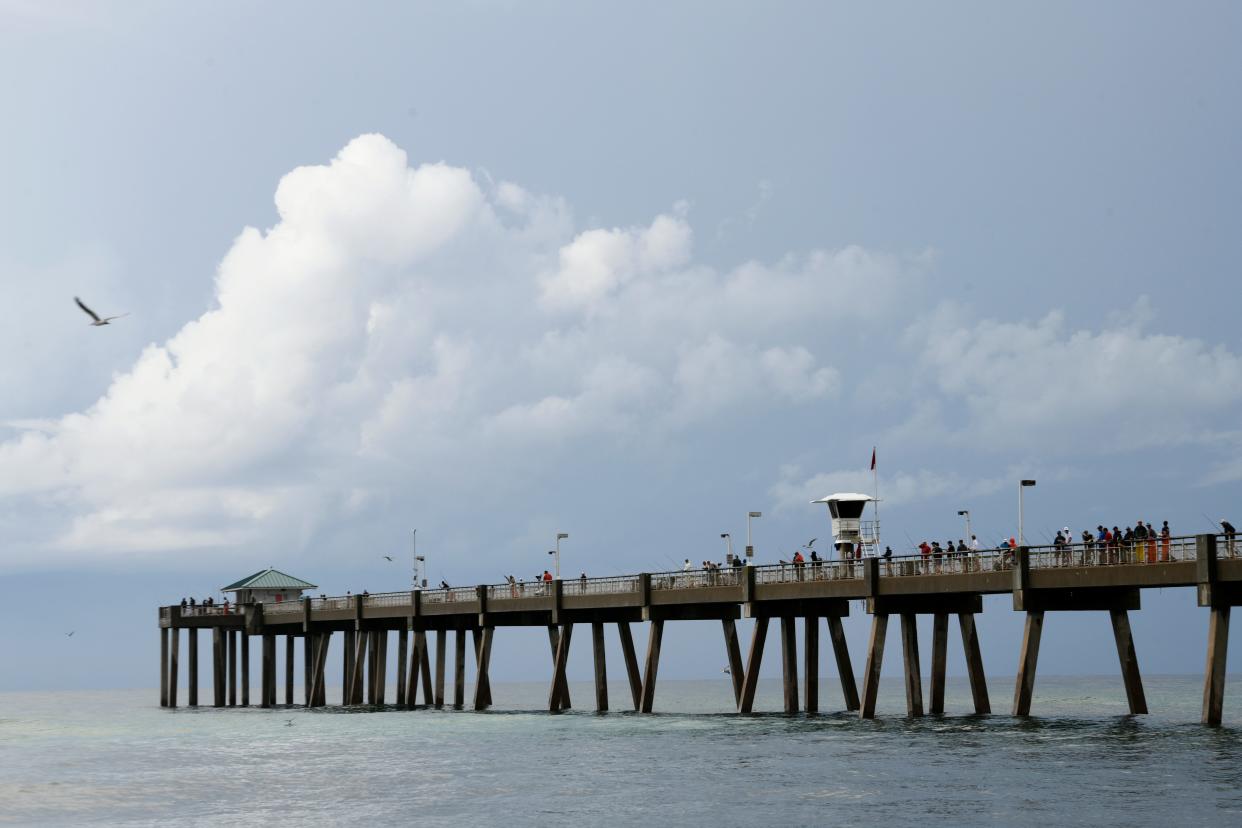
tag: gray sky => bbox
[2,1,1241,692]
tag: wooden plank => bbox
[547,625,572,710]
[1202,606,1230,726]
[454,628,466,709]
[639,620,663,713]
[900,613,924,717]
[1012,611,1044,716]
[168,628,179,708]
[722,618,744,707]
[827,615,860,711]
[739,617,770,714]
[396,628,408,707]
[592,622,608,712]
[958,613,991,714]
[804,616,818,715]
[617,622,643,711]
[474,627,494,711]
[929,613,948,716]
[548,623,574,712]
[434,629,446,708]
[1109,609,1147,715]
[859,614,888,719]
[780,616,799,714]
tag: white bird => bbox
[74,296,129,326]
[722,666,731,675]
[805,538,817,548]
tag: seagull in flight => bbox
[382,555,394,562]
[66,631,75,637]
[74,296,129,326]
[722,665,731,675]
[805,538,817,549]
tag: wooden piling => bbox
[859,613,888,720]
[548,623,574,712]
[640,619,664,713]
[722,618,745,707]
[780,616,799,714]
[240,633,249,706]
[160,628,169,707]
[958,613,991,714]
[285,634,295,706]
[453,629,466,710]
[228,631,237,707]
[474,627,494,711]
[739,617,769,714]
[1202,606,1230,726]
[168,628,179,708]
[827,615,860,711]
[547,625,572,710]
[434,629,446,708]
[1012,610,1044,716]
[929,612,948,716]
[592,622,608,712]
[618,622,643,711]
[396,628,408,707]
[188,630,199,707]
[900,613,924,717]
[804,616,819,715]
[1109,609,1147,715]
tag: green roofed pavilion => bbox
[221,568,317,605]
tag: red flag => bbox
[870,447,876,471]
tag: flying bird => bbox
[722,666,731,675]
[382,555,394,562]
[66,631,75,637]
[805,538,817,548]
[74,296,129,326]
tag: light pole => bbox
[957,510,973,546]
[1018,480,1036,547]
[552,532,568,580]
[720,532,734,563]
[746,512,762,561]
[411,529,420,590]
[414,555,426,589]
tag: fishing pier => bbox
[158,533,1242,725]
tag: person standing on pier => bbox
[1222,520,1237,556]
[1160,521,1171,561]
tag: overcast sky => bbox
[2,1,1241,695]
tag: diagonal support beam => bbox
[474,627,494,711]
[859,614,888,719]
[722,618,745,707]
[548,623,574,712]
[1110,609,1147,714]
[958,613,991,714]
[639,620,664,713]
[1012,611,1044,716]
[739,617,770,714]
[827,615,860,711]
[617,622,643,711]
[548,625,572,710]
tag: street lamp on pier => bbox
[746,512,762,561]
[1018,480,1037,547]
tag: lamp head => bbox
[720,533,730,538]
[557,533,569,540]
[957,510,968,516]
[748,511,762,518]
[1021,479,1037,487]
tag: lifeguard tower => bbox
[811,492,880,559]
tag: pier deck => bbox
[158,534,1242,724]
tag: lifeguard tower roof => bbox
[810,492,874,504]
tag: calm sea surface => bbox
[2,676,1240,826]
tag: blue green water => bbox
[2,676,1240,826]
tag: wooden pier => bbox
[159,534,1242,725]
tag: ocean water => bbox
[2,676,1240,826]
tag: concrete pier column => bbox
[617,622,643,711]
[188,630,199,707]
[349,631,366,705]
[285,635,295,706]
[1203,606,1230,726]
[547,626,572,710]
[592,622,608,712]
[376,630,388,705]
[367,631,379,705]
[1012,611,1044,716]
[804,616,819,715]
[1109,609,1147,714]
[722,619,745,707]
[261,633,275,708]
[474,627,494,711]
[396,628,408,707]
[342,630,354,704]
[168,629,179,708]
[548,623,574,712]
[640,620,663,713]
[739,617,770,714]
[958,613,991,714]
[453,628,466,709]
[827,615,860,711]
[472,628,492,707]
[859,614,888,720]
[240,634,249,706]
[212,628,225,707]
[780,616,799,714]
[900,613,924,717]
[228,631,237,707]
[929,613,948,716]
[303,633,312,707]
[418,631,433,705]
[434,629,446,708]
[160,628,169,707]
